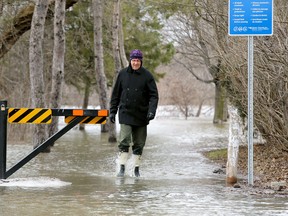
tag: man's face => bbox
[131,59,141,70]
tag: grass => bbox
[203,148,227,162]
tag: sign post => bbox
[228,0,273,186]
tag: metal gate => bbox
[0,100,108,179]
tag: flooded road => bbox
[1,118,287,215]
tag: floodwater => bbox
[0,117,287,216]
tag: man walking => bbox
[109,49,159,177]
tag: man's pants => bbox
[118,124,147,155]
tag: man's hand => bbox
[147,112,155,121]
[109,113,116,123]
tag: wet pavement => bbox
[0,117,287,215]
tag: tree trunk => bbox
[107,0,123,143]
[0,0,3,17]
[111,0,121,84]
[226,107,243,185]
[213,81,228,124]
[92,0,109,132]
[119,11,128,67]
[195,100,204,117]
[79,80,90,131]
[49,0,66,140]
[29,0,49,151]
[0,0,79,59]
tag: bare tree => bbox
[107,0,122,142]
[92,0,109,132]
[155,0,228,123]
[29,0,49,150]
[223,0,288,153]
[49,0,66,138]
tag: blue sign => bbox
[229,0,273,36]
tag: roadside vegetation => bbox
[204,145,288,189]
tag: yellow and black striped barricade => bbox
[0,100,109,179]
[7,108,108,125]
[63,109,108,124]
[8,108,52,124]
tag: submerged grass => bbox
[203,148,227,163]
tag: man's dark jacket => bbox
[110,65,159,126]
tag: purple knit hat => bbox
[129,49,143,60]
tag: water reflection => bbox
[1,118,287,216]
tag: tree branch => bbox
[0,0,79,58]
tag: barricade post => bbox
[0,100,7,179]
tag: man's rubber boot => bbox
[117,165,125,177]
[134,166,140,177]
[132,154,141,177]
[117,152,128,177]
